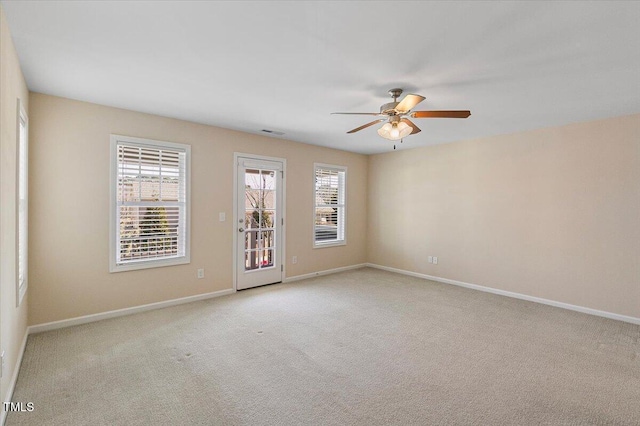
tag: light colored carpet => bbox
[7,268,640,425]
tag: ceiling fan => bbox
[332,88,470,148]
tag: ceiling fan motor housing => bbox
[381,88,404,114]
[380,102,400,114]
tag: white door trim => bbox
[233,152,286,291]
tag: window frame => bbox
[313,163,347,249]
[109,134,191,273]
[16,99,28,306]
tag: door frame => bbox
[233,152,287,291]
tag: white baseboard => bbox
[28,288,236,334]
[27,263,367,334]
[366,263,640,326]
[1,330,29,426]
[284,263,367,283]
[28,263,367,334]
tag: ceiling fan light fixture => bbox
[378,121,411,141]
[377,122,392,138]
[333,88,470,148]
[397,121,412,138]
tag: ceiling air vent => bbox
[261,129,285,136]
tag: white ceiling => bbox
[2,1,639,154]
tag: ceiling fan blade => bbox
[331,112,383,116]
[395,94,426,113]
[411,110,471,118]
[401,118,421,134]
[347,119,386,134]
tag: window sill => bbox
[110,256,190,273]
[313,241,346,249]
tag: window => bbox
[17,100,28,306]
[314,163,346,247]
[110,135,190,272]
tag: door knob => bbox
[239,228,244,232]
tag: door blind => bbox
[116,142,187,264]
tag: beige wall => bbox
[16,36,640,331]
[26,92,640,325]
[28,93,368,325]
[0,6,29,405]
[368,114,640,318]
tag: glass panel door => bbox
[236,157,283,290]
[244,168,276,271]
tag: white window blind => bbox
[17,101,28,305]
[314,164,346,246]
[111,136,190,271]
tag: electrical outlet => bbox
[433,256,438,265]
[219,212,226,222]
[197,268,205,279]
[292,256,297,264]
[428,256,433,264]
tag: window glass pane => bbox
[314,165,345,245]
[245,211,258,229]
[261,230,274,249]
[161,177,179,201]
[245,230,260,250]
[262,210,275,229]
[315,225,338,242]
[260,169,275,190]
[140,176,161,201]
[262,189,276,209]
[259,249,274,268]
[118,176,138,202]
[245,250,260,271]
[114,138,188,268]
[18,114,28,291]
[245,169,261,188]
